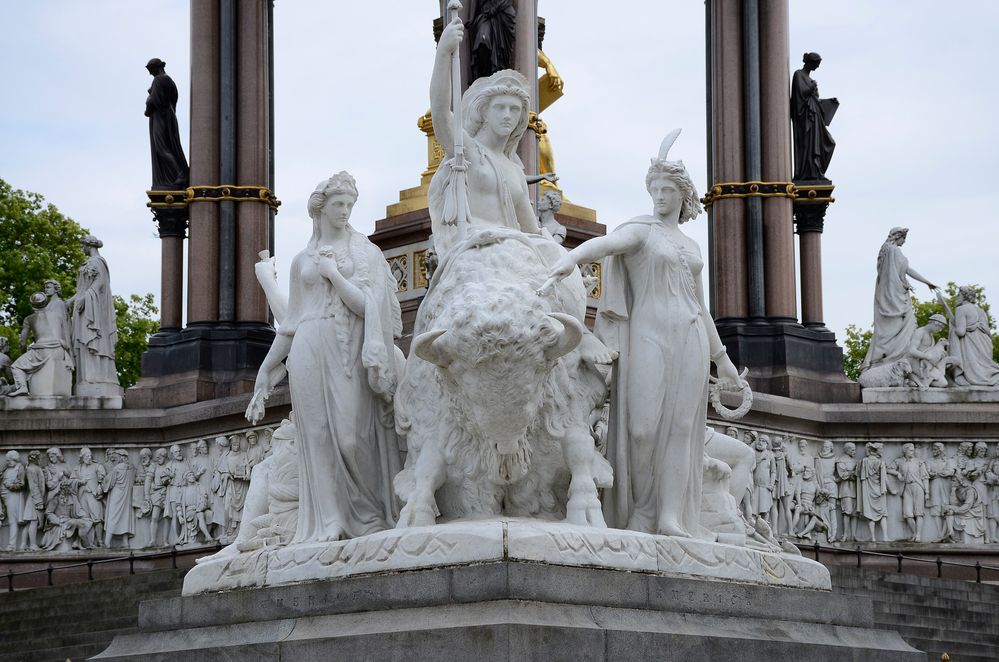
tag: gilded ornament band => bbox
[700,181,796,208]
[147,186,282,211]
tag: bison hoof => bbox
[566,497,606,528]
[397,503,437,528]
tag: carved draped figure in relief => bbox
[101,448,136,547]
[857,442,889,542]
[925,442,955,542]
[146,448,174,547]
[771,437,793,536]
[985,446,999,543]
[0,451,25,551]
[751,433,775,522]
[833,442,858,542]
[886,443,930,542]
[74,447,106,547]
[813,441,838,542]
[20,451,45,550]
[787,438,812,533]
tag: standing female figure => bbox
[546,133,746,538]
[861,227,936,374]
[69,235,120,396]
[247,172,403,543]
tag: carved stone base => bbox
[861,386,999,403]
[182,518,830,596]
[96,559,923,661]
[0,394,123,410]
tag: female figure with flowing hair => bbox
[546,133,747,538]
[247,172,403,542]
[861,227,936,373]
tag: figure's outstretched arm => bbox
[906,265,937,290]
[430,17,464,159]
[539,224,646,295]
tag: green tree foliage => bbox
[842,282,999,381]
[0,178,88,350]
[114,293,159,388]
[0,178,159,388]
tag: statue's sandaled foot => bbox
[7,386,28,397]
[579,332,618,365]
[658,519,691,538]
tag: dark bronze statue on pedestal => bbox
[145,58,189,191]
[791,52,838,182]
[466,0,516,82]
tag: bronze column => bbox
[759,0,797,323]
[708,0,749,323]
[186,0,220,325]
[235,0,271,324]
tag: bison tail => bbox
[592,452,614,489]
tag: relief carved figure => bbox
[750,433,775,523]
[74,447,106,547]
[20,451,45,550]
[42,478,92,551]
[984,446,999,544]
[857,442,889,542]
[886,443,930,542]
[813,440,838,542]
[146,448,174,547]
[101,448,136,548]
[834,442,858,542]
[925,442,955,542]
[0,451,26,550]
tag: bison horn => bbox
[544,313,584,361]
[412,329,452,368]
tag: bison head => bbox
[413,288,582,467]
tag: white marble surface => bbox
[183,517,830,595]
[861,386,999,404]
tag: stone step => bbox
[0,640,109,662]
[0,616,137,649]
[875,603,999,625]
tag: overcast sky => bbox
[2,1,997,342]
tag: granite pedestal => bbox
[94,560,924,661]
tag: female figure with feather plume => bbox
[545,132,748,538]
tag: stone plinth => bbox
[183,518,830,595]
[861,386,999,404]
[0,394,122,411]
[95,560,923,661]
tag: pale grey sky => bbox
[2,2,997,341]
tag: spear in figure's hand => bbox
[441,0,469,242]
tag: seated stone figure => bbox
[0,337,13,395]
[907,314,951,389]
[200,418,299,560]
[8,292,73,397]
[42,478,93,551]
